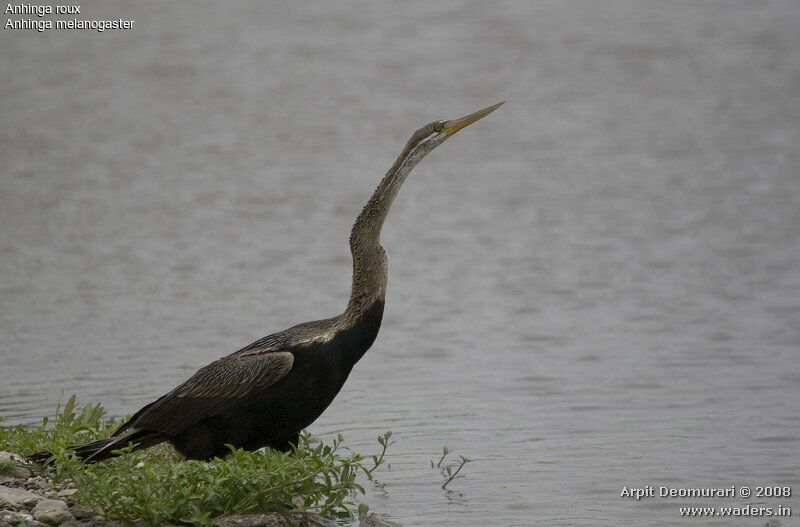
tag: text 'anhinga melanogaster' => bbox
[30,102,503,462]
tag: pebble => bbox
[0,510,50,527]
[22,479,51,494]
[295,512,338,527]
[0,453,33,483]
[59,521,105,527]
[212,514,289,527]
[65,507,92,521]
[53,492,76,502]
[32,500,73,526]
[0,486,44,510]
[359,514,402,527]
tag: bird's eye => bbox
[433,122,444,133]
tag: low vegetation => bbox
[431,446,471,490]
[0,396,390,526]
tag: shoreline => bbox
[0,452,400,527]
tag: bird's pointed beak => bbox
[443,101,504,136]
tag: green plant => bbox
[431,446,470,490]
[364,431,394,479]
[0,394,120,456]
[0,397,391,526]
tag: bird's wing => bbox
[121,350,294,436]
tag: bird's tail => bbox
[27,429,164,464]
[28,437,115,464]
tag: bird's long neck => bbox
[343,138,429,321]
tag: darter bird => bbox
[29,102,503,462]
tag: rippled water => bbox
[2,1,799,525]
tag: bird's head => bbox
[395,102,505,169]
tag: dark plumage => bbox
[28,102,502,463]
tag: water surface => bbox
[1,1,799,525]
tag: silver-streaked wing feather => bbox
[176,351,294,398]
[121,351,294,436]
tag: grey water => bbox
[1,1,799,525]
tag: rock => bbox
[105,520,148,527]
[65,506,92,521]
[0,468,32,481]
[359,513,402,527]
[1,511,50,527]
[52,492,75,502]
[60,520,105,527]
[0,486,44,510]
[0,454,32,483]
[0,510,15,527]
[16,518,50,527]
[22,479,51,494]
[295,512,338,527]
[31,500,72,526]
[212,513,289,527]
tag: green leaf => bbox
[1,397,394,526]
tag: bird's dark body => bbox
[28,102,501,465]
[168,300,384,460]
